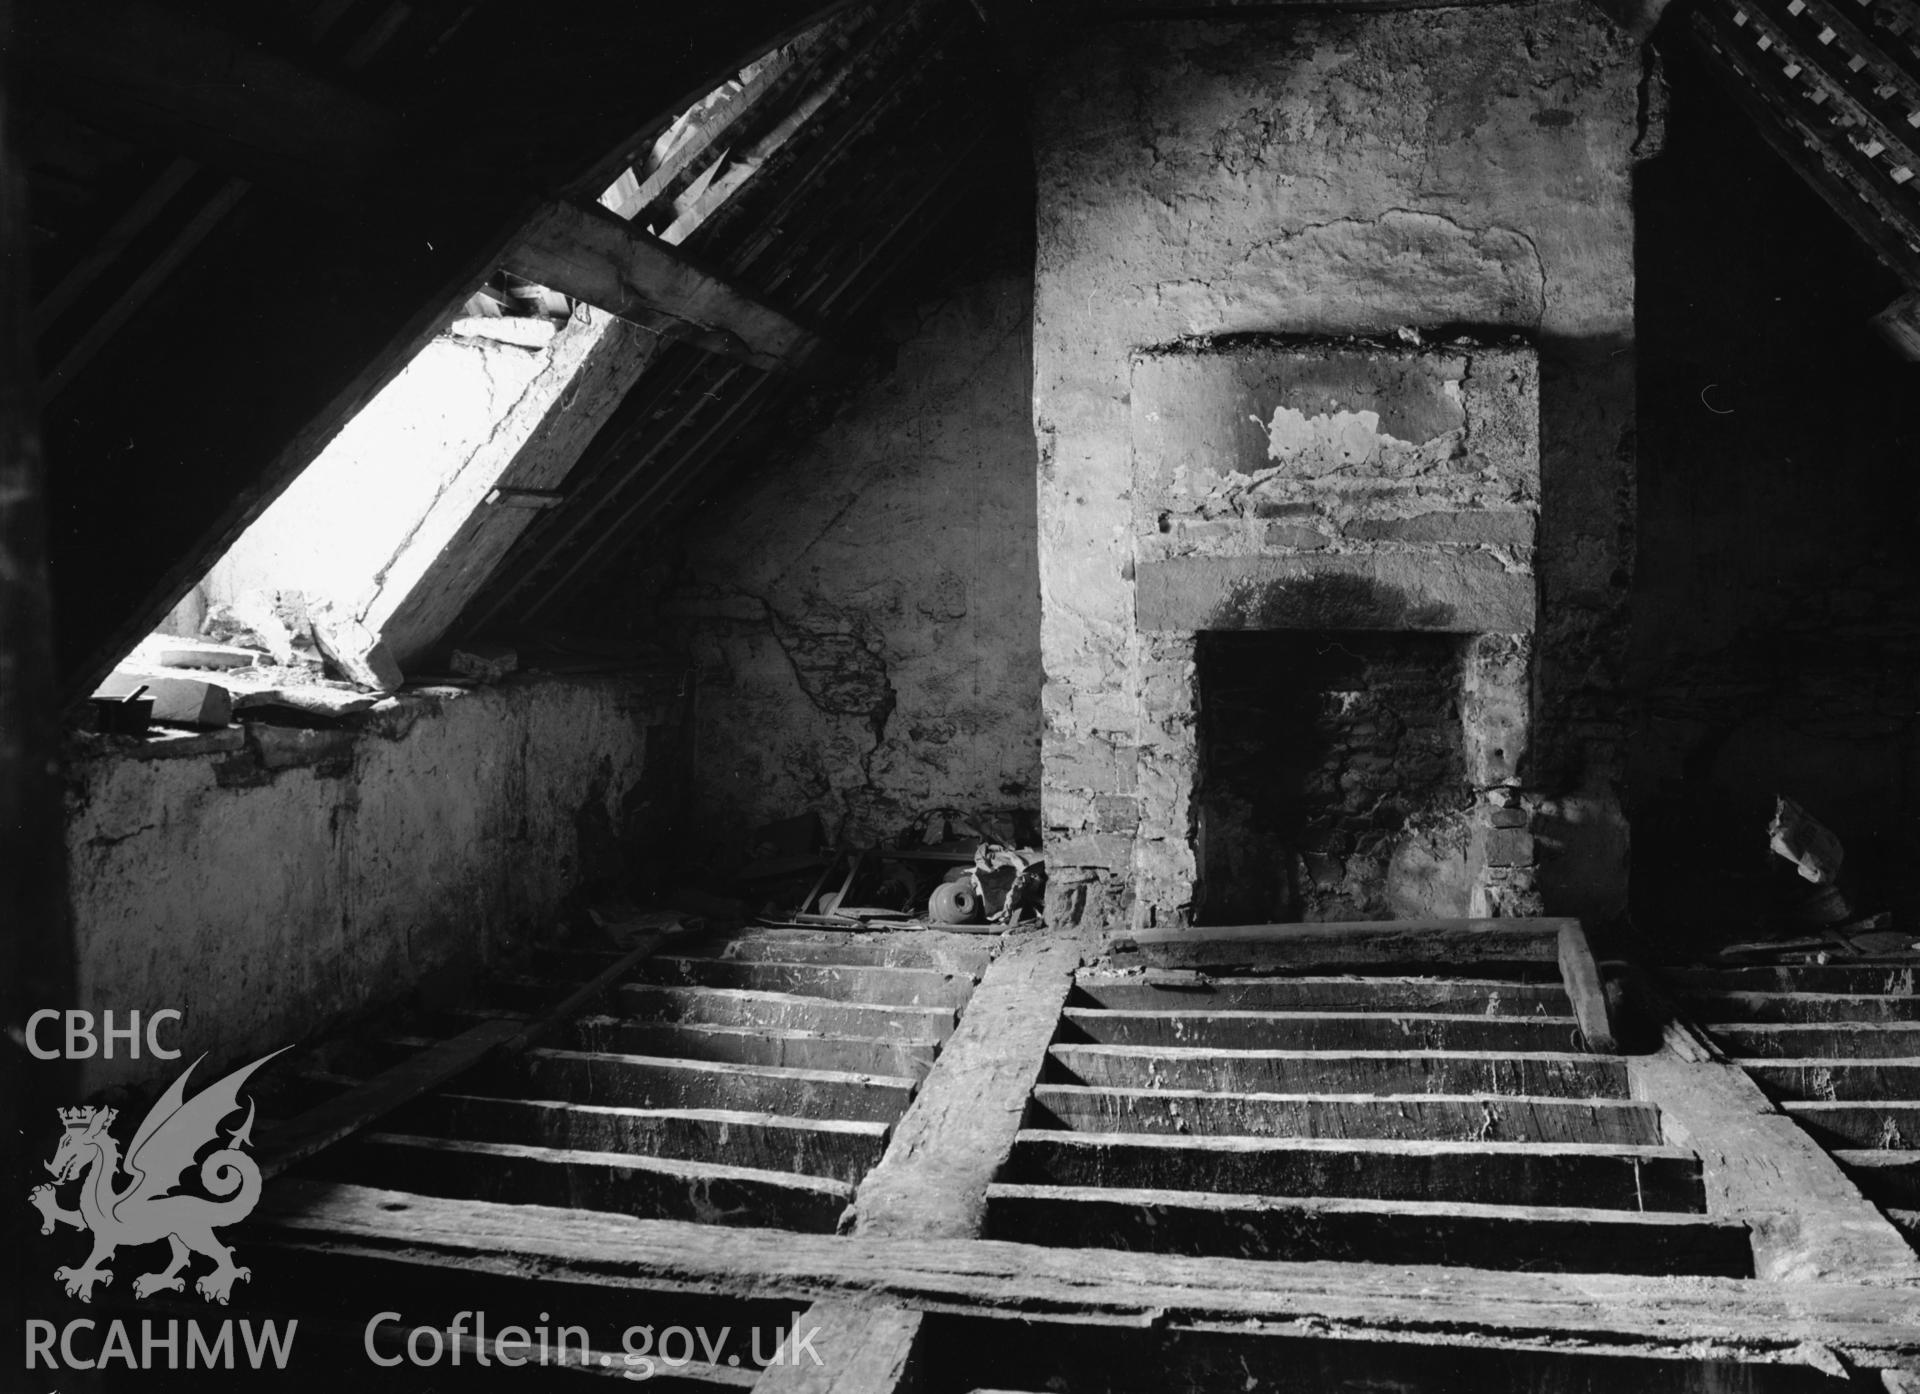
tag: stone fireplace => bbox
[1030,3,1644,935]
[1127,340,1540,927]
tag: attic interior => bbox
[7,0,1920,1387]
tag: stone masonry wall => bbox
[1033,4,1647,932]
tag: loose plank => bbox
[983,1184,1750,1276]
[752,1301,924,1394]
[255,1181,1920,1368]
[849,927,1093,1239]
[1059,1008,1583,1052]
[618,983,955,1042]
[570,1018,937,1079]
[1000,1131,1705,1211]
[1704,1023,1920,1058]
[1109,918,1569,971]
[1048,1046,1630,1098]
[389,1094,888,1182]
[1682,990,1920,1024]
[1557,921,1618,1053]
[1072,974,1571,1015]
[514,1048,916,1124]
[1028,1086,1663,1145]
[327,1133,854,1231]
[636,956,974,1009]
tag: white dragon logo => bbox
[28,1048,286,1305]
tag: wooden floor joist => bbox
[1666,964,1919,995]
[323,1132,855,1231]
[682,930,997,976]
[1059,1007,1584,1052]
[1048,1044,1630,1097]
[617,983,957,1042]
[1833,1149,1920,1207]
[1683,990,1920,1023]
[1072,973,1572,1014]
[514,1047,918,1123]
[569,1018,938,1079]
[389,1093,890,1182]
[1109,918,1570,971]
[1737,1058,1920,1101]
[636,956,976,1009]
[1708,1023,1920,1058]
[1028,1085,1664,1144]
[999,1130,1706,1211]
[1781,1100,1920,1149]
[983,1183,1751,1275]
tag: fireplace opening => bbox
[1193,630,1473,924]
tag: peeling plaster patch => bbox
[1258,405,1409,469]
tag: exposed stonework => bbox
[1033,4,1645,931]
[662,275,1042,858]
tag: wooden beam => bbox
[983,1184,1751,1276]
[1000,1131,1706,1211]
[617,983,957,1042]
[395,1094,889,1183]
[1737,1059,1920,1101]
[1072,973,1571,1014]
[517,1047,917,1123]
[1683,991,1920,1024]
[1110,918,1569,971]
[249,1180,1920,1367]
[683,930,998,976]
[1666,964,1918,994]
[1048,1044,1630,1097]
[1705,1024,1920,1058]
[1059,1008,1583,1052]
[324,1132,855,1231]
[1557,921,1619,1053]
[637,956,975,1009]
[1028,1086,1664,1144]
[1834,1150,1920,1208]
[1781,1101,1920,1150]
[847,927,1092,1238]
[506,200,840,374]
[570,1019,938,1079]
[1630,1043,1920,1285]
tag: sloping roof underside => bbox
[22,0,1011,694]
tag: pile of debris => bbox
[1714,796,1917,963]
[729,810,1047,933]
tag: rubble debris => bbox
[234,687,379,726]
[450,641,520,683]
